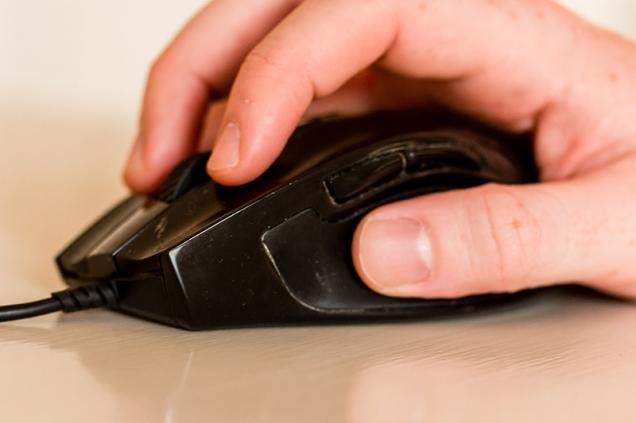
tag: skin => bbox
[124,0,636,299]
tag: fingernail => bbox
[208,122,240,171]
[358,217,432,293]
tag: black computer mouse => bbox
[56,109,538,330]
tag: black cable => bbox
[0,298,62,322]
[0,282,119,323]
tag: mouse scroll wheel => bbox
[325,154,405,203]
[152,153,211,203]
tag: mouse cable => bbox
[0,282,118,322]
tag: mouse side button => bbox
[261,208,516,316]
[262,208,439,312]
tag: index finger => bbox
[124,0,300,193]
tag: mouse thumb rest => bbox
[56,111,539,330]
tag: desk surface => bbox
[2,1,636,422]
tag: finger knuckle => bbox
[242,47,315,100]
[243,48,287,78]
[470,184,543,292]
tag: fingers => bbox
[352,155,636,299]
[195,70,428,151]
[207,0,586,185]
[124,0,300,193]
[127,0,623,193]
[207,0,401,185]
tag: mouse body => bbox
[57,110,537,330]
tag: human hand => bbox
[124,0,636,299]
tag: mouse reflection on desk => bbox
[0,289,629,422]
[56,110,539,330]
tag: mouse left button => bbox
[153,153,211,203]
[57,196,166,279]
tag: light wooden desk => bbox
[2,1,636,422]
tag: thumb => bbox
[352,160,636,299]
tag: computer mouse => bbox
[56,109,538,330]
